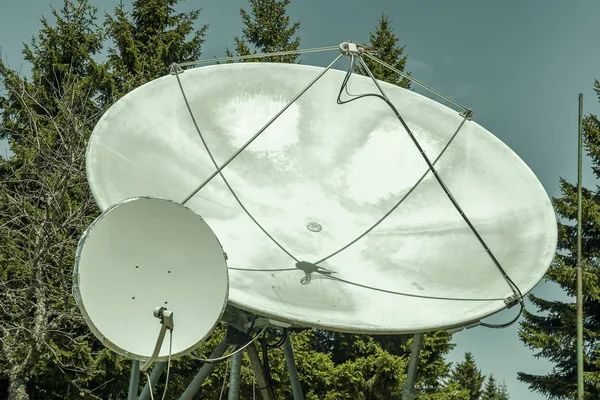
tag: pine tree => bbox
[497,380,510,400]
[226,0,301,63]
[1,0,110,146]
[104,0,208,96]
[483,375,499,400]
[449,352,485,400]
[518,80,600,399]
[355,13,411,89]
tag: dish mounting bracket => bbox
[338,41,378,57]
[140,306,174,372]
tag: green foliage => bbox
[226,0,301,63]
[1,0,110,146]
[355,13,411,90]
[449,352,485,400]
[0,0,209,398]
[482,375,510,400]
[104,0,208,96]
[0,0,495,398]
[497,381,510,400]
[518,79,600,399]
[483,375,499,400]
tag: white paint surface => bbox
[85,63,557,333]
[73,198,229,359]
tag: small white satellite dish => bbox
[85,61,557,333]
[73,197,228,360]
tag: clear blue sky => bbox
[2,0,599,398]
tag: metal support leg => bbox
[283,335,304,400]
[180,336,230,399]
[228,351,242,400]
[246,343,275,400]
[127,360,140,400]
[138,361,167,400]
[401,333,424,400]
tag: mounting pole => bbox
[138,362,167,400]
[228,351,243,400]
[179,334,229,399]
[577,93,584,400]
[246,343,276,400]
[127,360,140,400]
[283,334,304,400]
[401,333,424,400]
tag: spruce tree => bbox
[104,0,208,96]
[2,0,110,146]
[0,0,212,398]
[226,0,301,63]
[497,380,510,400]
[449,352,485,400]
[518,80,600,399]
[483,375,499,400]
[355,13,411,89]
[0,2,129,398]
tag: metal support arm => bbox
[401,333,424,400]
[283,334,304,400]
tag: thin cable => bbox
[315,69,469,264]
[175,45,339,67]
[480,302,523,329]
[218,359,229,400]
[261,339,277,399]
[174,73,299,263]
[267,328,288,349]
[160,330,173,400]
[179,53,343,204]
[176,54,344,265]
[145,372,155,400]
[190,322,269,364]
[362,52,470,113]
[233,316,258,352]
[357,55,523,302]
[316,272,506,302]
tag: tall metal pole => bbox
[180,335,230,399]
[138,362,167,400]
[401,333,424,400]
[228,351,242,400]
[577,93,584,400]
[246,343,275,400]
[127,360,140,400]
[283,335,304,400]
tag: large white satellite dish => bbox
[85,59,557,333]
[73,197,228,359]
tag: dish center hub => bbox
[306,222,322,232]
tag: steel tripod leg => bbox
[138,361,167,400]
[127,360,140,400]
[179,335,229,399]
[401,333,424,400]
[246,343,275,400]
[228,351,242,400]
[283,335,304,400]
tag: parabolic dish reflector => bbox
[86,62,557,333]
[73,197,228,359]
